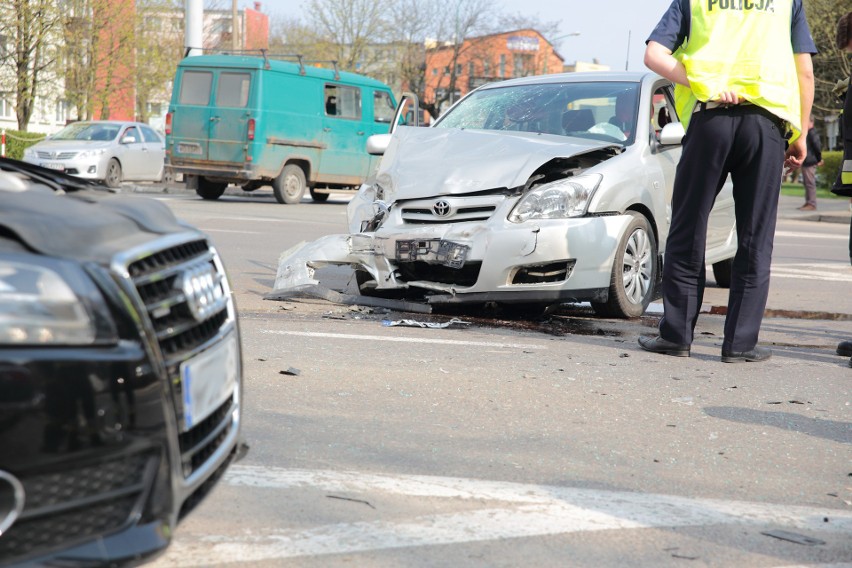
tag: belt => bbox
[693,100,753,112]
[692,101,792,140]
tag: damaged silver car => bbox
[273,72,737,318]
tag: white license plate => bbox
[177,143,203,155]
[180,333,239,429]
[40,162,65,170]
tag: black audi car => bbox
[0,158,243,566]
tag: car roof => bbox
[477,71,661,90]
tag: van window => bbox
[216,72,251,107]
[179,71,213,106]
[324,84,361,120]
[373,91,395,123]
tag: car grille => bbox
[35,151,76,160]
[123,237,236,477]
[398,195,503,225]
[397,261,482,287]
[0,451,157,563]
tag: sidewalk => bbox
[778,192,852,224]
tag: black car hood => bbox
[0,188,190,263]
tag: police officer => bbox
[638,0,816,363]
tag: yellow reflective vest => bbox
[673,0,802,142]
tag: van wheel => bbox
[105,159,122,188]
[273,164,306,204]
[310,188,330,202]
[196,177,227,200]
[712,258,733,288]
[592,212,657,318]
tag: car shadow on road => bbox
[704,406,851,444]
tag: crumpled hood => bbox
[376,126,618,199]
[0,187,190,263]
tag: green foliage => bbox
[806,0,852,115]
[3,130,46,161]
[819,150,844,188]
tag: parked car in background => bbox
[165,53,396,204]
[21,121,166,188]
[273,72,738,318]
[0,158,243,565]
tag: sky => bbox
[249,0,676,72]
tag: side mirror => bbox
[366,133,391,156]
[658,122,685,146]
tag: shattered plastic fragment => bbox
[381,318,470,329]
[280,367,301,376]
[761,530,826,546]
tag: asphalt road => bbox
[143,187,852,568]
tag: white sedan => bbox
[274,72,737,318]
[22,120,166,188]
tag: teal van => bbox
[165,54,397,203]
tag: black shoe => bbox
[837,340,852,357]
[638,335,690,357]
[721,346,772,363]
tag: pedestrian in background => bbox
[798,115,822,211]
[639,0,816,363]
[831,10,852,366]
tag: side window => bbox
[122,126,139,143]
[216,72,251,107]
[179,71,213,106]
[651,85,678,137]
[373,91,395,123]
[140,125,162,143]
[324,84,361,120]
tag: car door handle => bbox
[323,127,331,132]
[210,116,220,122]
[356,131,364,136]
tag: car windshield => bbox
[434,81,640,145]
[51,123,121,142]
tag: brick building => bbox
[424,29,564,120]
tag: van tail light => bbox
[165,112,172,135]
[247,118,255,141]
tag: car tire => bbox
[105,159,122,188]
[273,164,306,204]
[309,188,330,202]
[712,258,733,288]
[196,177,227,200]
[592,212,657,319]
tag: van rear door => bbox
[208,71,253,165]
[171,69,214,161]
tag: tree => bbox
[136,0,184,123]
[806,0,852,116]
[304,0,388,71]
[0,0,61,130]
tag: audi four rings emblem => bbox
[178,262,225,322]
[432,200,451,217]
[0,470,25,537]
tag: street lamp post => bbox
[545,32,580,74]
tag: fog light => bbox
[87,166,97,174]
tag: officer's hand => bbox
[713,91,741,105]
[784,136,806,175]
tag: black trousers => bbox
[659,105,786,352]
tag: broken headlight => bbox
[508,173,602,223]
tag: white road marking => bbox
[153,466,852,566]
[260,329,547,350]
[776,231,848,241]
[771,263,852,283]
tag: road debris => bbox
[761,530,825,546]
[280,367,301,376]
[381,318,470,329]
[326,495,376,509]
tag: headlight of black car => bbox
[0,253,118,345]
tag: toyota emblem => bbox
[432,200,451,217]
[0,470,25,537]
